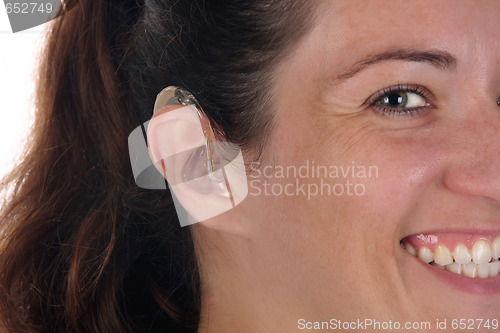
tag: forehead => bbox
[320,0,500,39]
[300,0,500,74]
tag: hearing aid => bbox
[151,86,232,198]
[128,86,248,226]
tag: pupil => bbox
[383,92,407,107]
[388,93,403,105]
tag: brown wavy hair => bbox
[0,0,313,332]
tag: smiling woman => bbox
[0,0,500,332]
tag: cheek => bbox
[264,115,449,259]
[313,133,448,258]
[361,133,447,220]
[241,109,453,315]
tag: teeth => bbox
[477,263,490,279]
[463,262,478,278]
[434,245,453,266]
[472,241,492,264]
[493,236,500,259]
[489,260,500,277]
[418,247,434,263]
[445,262,463,274]
[405,243,416,256]
[452,244,472,264]
[403,239,500,279]
[431,262,445,269]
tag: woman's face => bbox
[234,0,500,329]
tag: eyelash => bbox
[367,84,434,118]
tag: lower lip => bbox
[405,250,500,295]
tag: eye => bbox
[380,91,424,108]
[368,84,433,117]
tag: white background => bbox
[0,7,45,179]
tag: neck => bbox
[194,230,303,333]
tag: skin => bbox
[192,1,500,332]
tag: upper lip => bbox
[399,228,500,241]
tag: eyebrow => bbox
[334,48,457,82]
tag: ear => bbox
[147,105,247,229]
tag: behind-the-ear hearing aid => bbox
[128,86,248,226]
[151,86,232,199]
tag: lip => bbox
[400,229,500,242]
[402,245,500,295]
[400,230,500,253]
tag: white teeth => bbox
[405,243,416,256]
[403,238,500,279]
[418,247,434,263]
[463,262,478,278]
[445,262,463,274]
[477,263,490,279]
[431,262,445,269]
[489,260,500,277]
[452,243,472,264]
[434,245,453,266]
[472,240,492,264]
[493,236,500,260]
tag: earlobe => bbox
[146,87,248,227]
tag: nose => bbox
[441,102,500,204]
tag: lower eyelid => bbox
[371,103,434,118]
